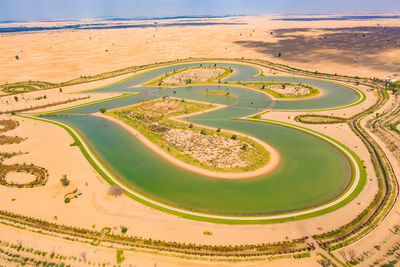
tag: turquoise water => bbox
[43,63,357,215]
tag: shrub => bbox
[231,134,237,140]
[60,175,70,187]
[100,107,107,113]
[116,249,125,264]
[108,186,123,197]
[64,197,70,204]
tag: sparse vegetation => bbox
[295,115,347,124]
[108,185,123,197]
[60,175,70,187]
[243,82,320,99]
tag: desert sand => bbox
[0,14,400,266]
[1,15,400,86]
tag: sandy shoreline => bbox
[93,103,280,180]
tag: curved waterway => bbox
[43,62,359,216]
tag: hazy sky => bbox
[1,0,400,21]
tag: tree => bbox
[64,197,71,204]
[59,88,62,93]
[60,175,70,187]
[231,134,237,140]
[200,129,206,135]
[14,96,18,102]
[189,123,193,128]
[216,127,221,132]
[100,107,107,113]
[108,186,123,197]
[121,226,128,234]
[15,55,19,60]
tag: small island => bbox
[243,82,320,99]
[101,97,272,178]
[146,66,233,86]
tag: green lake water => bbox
[43,63,357,215]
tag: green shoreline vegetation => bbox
[105,98,270,173]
